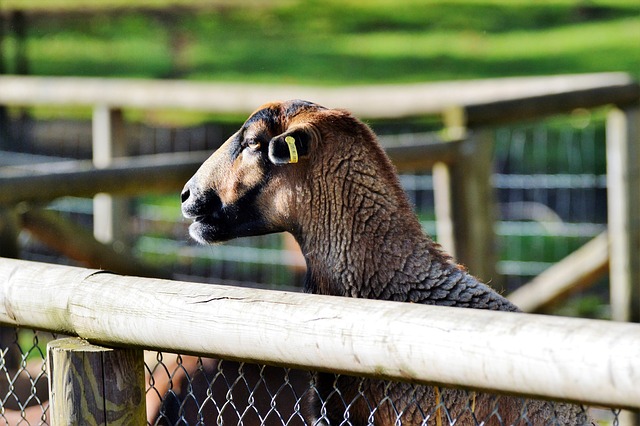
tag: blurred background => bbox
[1,0,638,83]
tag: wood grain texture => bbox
[47,338,145,426]
[1,258,639,409]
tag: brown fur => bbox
[181,100,590,425]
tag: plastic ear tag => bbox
[285,136,299,163]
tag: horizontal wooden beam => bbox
[0,73,635,120]
[0,151,206,204]
[385,139,460,171]
[465,83,640,127]
[507,232,609,313]
[0,141,458,204]
[0,257,638,409]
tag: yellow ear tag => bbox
[285,136,298,163]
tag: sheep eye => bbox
[245,139,261,151]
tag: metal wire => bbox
[141,353,609,426]
[0,328,52,426]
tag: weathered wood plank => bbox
[507,232,609,313]
[0,73,635,121]
[0,141,458,205]
[47,337,146,426]
[2,257,639,409]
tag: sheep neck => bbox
[294,147,448,300]
[292,143,517,311]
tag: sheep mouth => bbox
[188,212,233,244]
[193,212,220,224]
[188,208,272,245]
[184,184,274,244]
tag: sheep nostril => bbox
[181,188,191,204]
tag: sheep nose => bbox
[181,186,191,204]
[181,179,223,219]
[181,180,201,219]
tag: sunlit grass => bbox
[0,0,249,11]
[25,35,173,77]
[2,1,637,84]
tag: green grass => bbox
[0,0,239,11]
[2,0,638,84]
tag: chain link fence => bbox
[0,328,51,425]
[0,328,623,425]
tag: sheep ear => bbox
[268,129,311,164]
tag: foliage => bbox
[1,0,638,84]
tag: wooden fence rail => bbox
[0,73,636,119]
[0,151,205,204]
[0,257,639,411]
[0,140,460,205]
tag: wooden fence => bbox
[0,72,638,316]
[0,256,639,422]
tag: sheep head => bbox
[181,100,326,244]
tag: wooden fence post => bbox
[47,338,146,425]
[440,107,501,291]
[92,106,128,247]
[607,105,640,426]
[607,105,640,323]
[432,162,456,256]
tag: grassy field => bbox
[2,0,638,84]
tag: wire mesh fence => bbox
[0,328,624,425]
[146,354,592,426]
[0,328,51,425]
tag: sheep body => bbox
[181,100,590,425]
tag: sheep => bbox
[180,100,590,426]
